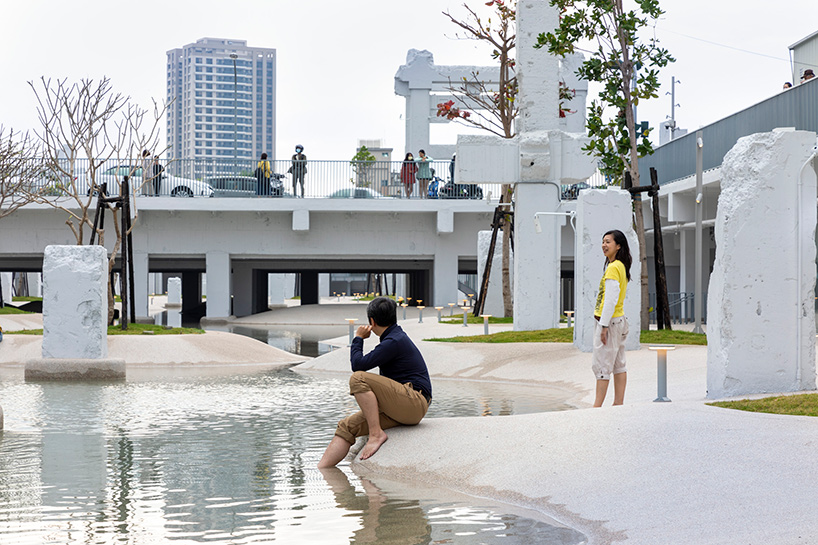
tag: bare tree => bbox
[28,77,168,322]
[439,0,517,317]
[0,127,41,220]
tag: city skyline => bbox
[0,0,815,161]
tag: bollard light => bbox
[401,303,408,321]
[435,306,443,322]
[417,306,425,323]
[467,294,474,307]
[462,307,470,327]
[648,345,676,402]
[345,318,358,346]
[448,302,456,316]
[564,310,574,328]
[480,314,492,335]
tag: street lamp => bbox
[229,53,239,173]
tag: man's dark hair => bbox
[367,297,397,327]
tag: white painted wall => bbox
[707,129,818,399]
[574,189,641,352]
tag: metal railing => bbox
[18,157,615,200]
[648,291,707,324]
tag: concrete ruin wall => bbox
[707,129,817,398]
[41,245,109,359]
[477,230,513,317]
[575,189,641,352]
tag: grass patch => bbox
[4,323,204,336]
[0,306,33,315]
[12,296,42,302]
[440,315,514,325]
[426,327,707,345]
[708,393,818,417]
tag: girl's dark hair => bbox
[260,153,268,160]
[404,152,413,161]
[367,297,397,327]
[604,229,632,281]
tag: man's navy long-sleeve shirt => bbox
[350,324,432,400]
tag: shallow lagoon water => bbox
[0,368,585,544]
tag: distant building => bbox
[789,30,818,84]
[356,139,394,194]
[166,38,276,166]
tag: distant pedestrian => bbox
[256,153,272,196]
[802,69,815,83]
[449,153,456,182]
[400,152,417,198]
[141,149,154,196]
[415,150,433,199]
[290,144,307,197]
[783,82,792,90]
[592,229,632,407]
[151,155,164,196]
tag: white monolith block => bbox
[477,231,513,316]
[166,277,182,307]
[574,189,641,353]
[707,129,817,399]
[0,272,12,304]
[41,245,109,359]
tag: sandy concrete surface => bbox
[296,311,818,545]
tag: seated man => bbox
[318,297,432,468]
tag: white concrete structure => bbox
[574,189,641,352]
[477,231,513,317]
[394,47,587,159]
[166,277,182,307]
[0,272,11,304]
[707,129,818,399]
[41,245,109,360]
[456,1,596,331]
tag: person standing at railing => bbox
[151,155,164,196]
[400,152,417,198]
[290,144,307,198]
[255,153,272,196]
[415,150,433,199]
[141,149,154,196]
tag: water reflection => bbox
[205,324,347,358]
[0,370,585,544]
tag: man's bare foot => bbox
[359,431,388,461]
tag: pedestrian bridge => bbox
[0,195,577,320]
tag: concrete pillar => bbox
[231,263,253,317]
[433,248,458,307]
[268,274,286,306]
[181,271,201,314]
[574,189,641,352]
[134,251,150,320]
[301,271,320,305]
[707,129,817,399]
[167,277,182,307]
[26,272,42,298]
[1,272,12,304]
[319,273,330,297]
[205,251,231,318]
[514,183,561,330]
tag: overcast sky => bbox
[1,0,815,162]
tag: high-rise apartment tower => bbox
[166,38,276,164]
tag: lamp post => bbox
[229,53,239,173]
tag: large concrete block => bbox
[477,230,513,317]
[574,189,641,353]
[166,277,182,307]
[0,272,12,304]
[707,129,818,399]
[41,245,108,360]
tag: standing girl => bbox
[592,229,632,407]
[400,152,417,198]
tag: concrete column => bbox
[301,271,319,305]
[707,129,817,398]
[433,248,458,307]
[406,89,431,154]
[574,189,641,352]
[0,272,12,304]
[252,270,269,314]
[133,251,150,320]
[514,183,561,331]
[231,263,253,317]
[181,271,201,314]
[205,251,231,319]
[319,273,330,297]
[477,230,512,316]
[268,274,286,306]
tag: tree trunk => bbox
[632,194,650,330]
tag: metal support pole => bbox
[693,130,704,333]
[435,306,443,322]
[481,315,491,335]
[650,345,675,402]
[462,307,469,327]
[346,318,357,346]
[418,306,424,323]
[402,304,408,321]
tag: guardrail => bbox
[19,157,613,200]
[648,291,706,324]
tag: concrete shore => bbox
[2,303,817,543]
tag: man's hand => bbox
[600,326,608,346]
[356,325,373,339]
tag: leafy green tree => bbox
[350,145,377,187]
[536,0,674,330]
